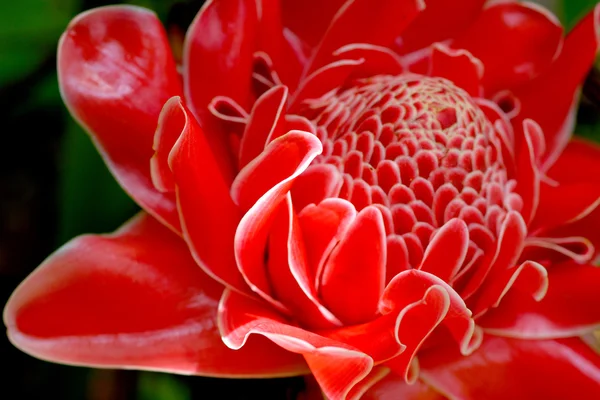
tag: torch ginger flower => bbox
[5,0,600,398]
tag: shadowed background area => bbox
[0,0,598,399]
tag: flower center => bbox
[298,74,523,276]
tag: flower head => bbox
[5,1,600,399]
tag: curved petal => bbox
[267,196,343,329]
[429,43,483,97]
[320,206,387,325]
[418,218,469,283]
[478,262,600,339]
[420,336,600,400]
[513,4,600,170]
[167,98,248,293]
[280,0,348,47]
[363,375,446,400]
[238,85,288,168]
[452,2,563,94]
[305,0,425,75]
[394,0,486,55]
[232,131,322,310]
[57,6,182,231]
[3,213,306,377]
[183,0,258,181]
[218,289,373,400]
[381,270,481,357]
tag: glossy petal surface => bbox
[58,6,182,230]
[4,214,306,377]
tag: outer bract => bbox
[5,1,600,399]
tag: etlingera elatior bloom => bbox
[4,0,600,398]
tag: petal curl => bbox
[3,213,306,377]
[420,336,600,400]
[167,98,248,293]
[219,289,373,400]
[363,375,445,400]
[513,4,600,169]
[57,6,182,231]
[479,262,600,339]
[452,2,563,94]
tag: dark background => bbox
[0,0,598,399]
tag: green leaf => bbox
[57,117,138,243]
[560,0,597,30]
[137,372,191,400]
[0,0,80,87]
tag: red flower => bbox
[5,1,600,398]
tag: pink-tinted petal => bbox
[452,2,563,94]
[513,5,600,169]
[166,98,248,293]
[305,0,425,74]
[238,85,288,169]
[4,213,306,377]
[429,43,483,98]
[394,0,486,55]
[320,206,387,325]
[363,375,445,400]
[232,131,322,309]
[420,336,600,400]
[479,262,600,339]
[219,289,373,400]
[418,219,469,282]
[183,0,257,180]
[58,6,182,231]
[267,196,342,329]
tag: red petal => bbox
[238,85,288,169]
[305,0,425,74]
[532,181,600,233]
[394,0,486,55]
[513,5,600,169]
[471,260,548,318]
[232,131,322,309]
[290,58,364,110]
[514,119,542,224]
[298,198,357,285]
[219,289,374,400]
[418,218,469,282]
[479,262,600,339]
[420,336,600,400]
[291,164,343,212]
[332,43,405,80]
[429,43,483,98]
[363,375,445,400]
[3,213,306,377]
[452,2,563,94]
[267,196,342,329]
[184,0,256,113]
[320,206,387,325]
[381,270,481,357]
[167,98,249,293]
[57,6,182,231]
[183,0,257,180]
[280,0,348,47]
